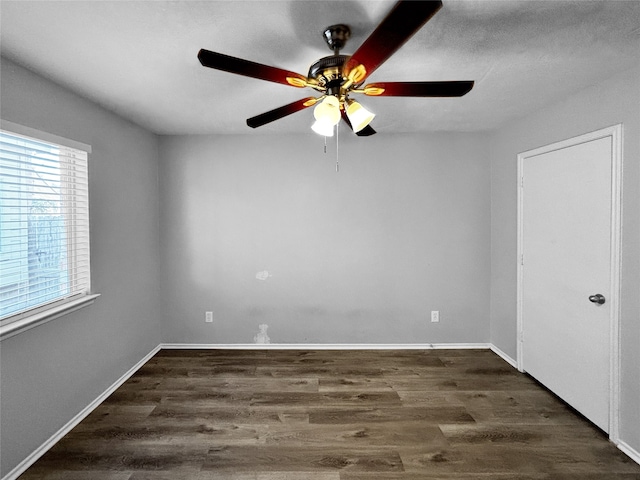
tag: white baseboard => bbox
[490,344,518,369]
[161,342,493,350]
[617,439,640,466]
[2,344,161,480]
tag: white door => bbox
[519,130,619,433]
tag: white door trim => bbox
[516,124,623,442]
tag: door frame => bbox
[516,124,623,441]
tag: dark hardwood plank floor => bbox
[18,349,640,479]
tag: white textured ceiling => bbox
[1,1,639,135]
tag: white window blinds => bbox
[0,128,91,324]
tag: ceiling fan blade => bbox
[343,0,443,84]
[247,97,318,128]
[340,110,377,137]
[363,81,474,97]
[198,49,307,88]
[355,124,377,137]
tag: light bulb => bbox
[311,119,334,137]
[346,100,375,133]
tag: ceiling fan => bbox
[198,0,473,137]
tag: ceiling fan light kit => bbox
[313,95,341,126]
[346,99,376,133]
[311,95,341,137]
[198,0,474,137]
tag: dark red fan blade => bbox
[343,0,443,83]
[246,97,317,128]
[340,110,377,137]
[365,81,474,97]
[198,49,307,87]
[355,124,377,137]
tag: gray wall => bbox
[159,132,491,344]
[489,64,640,453]
[0,58,162,476]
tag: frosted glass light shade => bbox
[313,96,341,126]
[311,119,334,137]
[346,101,375,132]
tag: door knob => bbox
[589,294,606,305]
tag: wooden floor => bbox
[19,349,640,479]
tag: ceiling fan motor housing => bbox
[308,55,349,94]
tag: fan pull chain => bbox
[324,135,327,154]
[335,123,340,173]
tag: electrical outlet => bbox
[431,310,439,323]
[205,311,213,323]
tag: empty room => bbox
[1,0,639,478]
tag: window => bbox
[0,123,94,336]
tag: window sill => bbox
[0,294,101,341]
